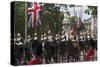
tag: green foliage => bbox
[85,6,97,15]
[14,2,64,37]
[41,3,64,34]
[14,2,25,36]
[68,16,85,31]
[68,16,76,26]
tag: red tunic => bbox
[27,56,42,65]
[85,48,95,61]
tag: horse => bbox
[58,41,67,63]
[66,40,81,62]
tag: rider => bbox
[16,33,23,45]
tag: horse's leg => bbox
[66,53,69,62]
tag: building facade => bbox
[84,15,97,33]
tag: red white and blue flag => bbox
[27,2,43,28]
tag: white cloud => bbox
[67,6,92,20]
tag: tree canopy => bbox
[85,6,97,16]
[13,2,64,37]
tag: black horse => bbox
[66,39,81,62]
[58,41,67,63]
[44,41,52,64]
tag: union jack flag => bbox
[27,2,43,28]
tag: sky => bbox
[60,5,92,21]
[68,6,91,20]
[39,3,92,21]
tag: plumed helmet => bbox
[62,30,65,34]
[34,33,37,36]
[17,33,21,37]
[28,35,31,38]
[56,34,59,37]
[41,34,43,37]
[48,30,51,34]
[44,33,46,36]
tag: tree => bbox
[14,2,25,36]
[42,3,64,34]
[14,2,64,38]
[68,16,76,26]
[85,6,97,16]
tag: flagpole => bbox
[25,2,28,43]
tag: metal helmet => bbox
[48,30,51,34]
[28,35,31,38]
[34,36,38,40]
[34,33,37,36]
[56,34,58,37]
[41,34,43,37]
[40,34,44,41]
[55,34,59,40]
[80,32,83,36]
[17,33,21,37]
[44,33,47,40]
[44,33,46,37]
[62,30,65,34]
